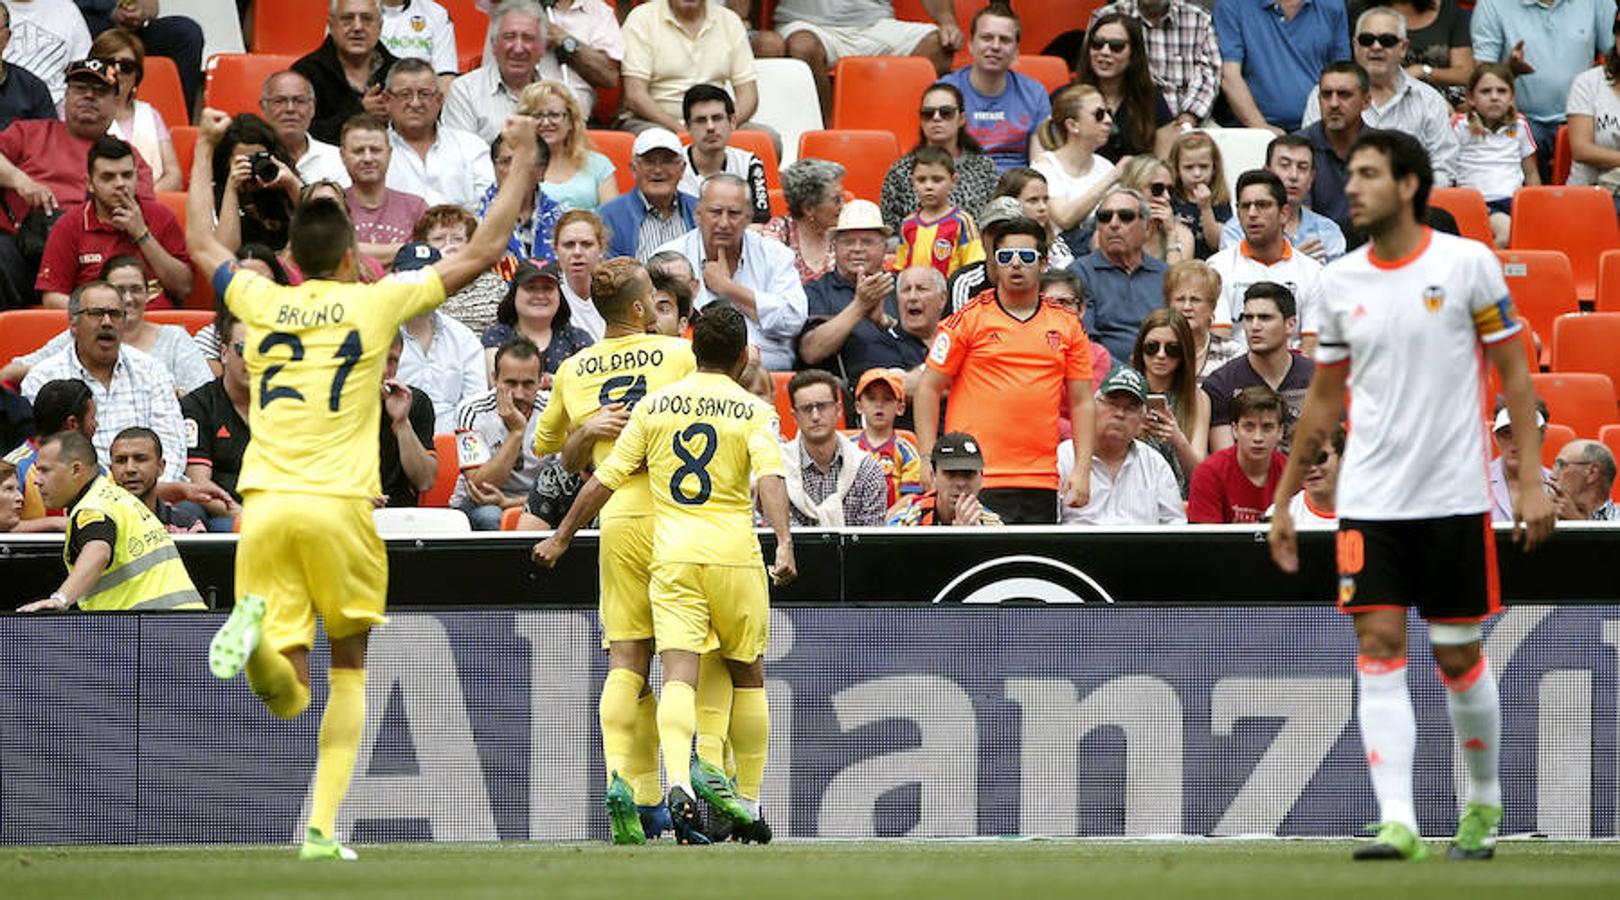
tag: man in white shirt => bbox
[532,0,623,119]
[1063,368,1184,525]
[443,0,545,144]
[261,70,350,189]
[655,173,807,370]
[391,243,488,433]
[1219,134,1347,263]
[450,336,547,531]
[2,0,90,104]
[383,58,495,210]
[380,0,460,93]
[1207,169,1324,352]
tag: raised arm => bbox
[433,115,539,295]
[185,109,240,280]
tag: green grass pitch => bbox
[2,840,1618,899]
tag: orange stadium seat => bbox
[420,433,460,507]
[170,125,197,185]
[1529,372,1620,438]
[439,0,490,71]
[150,191,213,309]
[499,506,523,531]
[1551,312,1620,402]
[1428,187,1493,246]
[1596,249,1620,313]
[766,188,787,218]
[146,310,214,333]
[830,56,939,150]
[772,371,798,439]
[1496,249,1578,367]
[798,130,902,203]
[205,54,298,117]
[588,129,636,195]
[1600,424,1620,501]
[1553,124,1571,186]
[252,0,328,56]
[1011,56,1072,93]
[1509,186,1620,302]
[0,309,69,370]
[1541,423,1577,468]
[154,190,187,227]
[137,56,190,127]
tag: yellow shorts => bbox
[236,491,387,653]
[598,515,654,647]
[649,561,769,662]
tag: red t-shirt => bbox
[0,120,155,235]
[36,200,188,303]
[1187,445,1287,524]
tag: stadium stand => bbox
[1542,423,1577,468]
[588,130,638,195]
[145,310,215,334]
[169,127,198,185]
[1509,186,1620,303]
[500,506,524,531]
[830,56,938,149]
[440,0,490,72]
[1553,124,1571,187]
[1496,249,1579,367]
[1428,187,1493,246]
[0,310,68,371]
[1530,372,1620,439]
[751,58,823,165]
[373,507,473,535]
[155,191,189,230]
[137,57,190,127]
[798,130,902,203]
[163,0,246,62]
[1010,56,1071,93]
[1552,313,1620,404]
[1601,425,1620,501]
[420,433,461,508]
[205,54,299,117]
[1597,250,1620,313]
[251,0,328,56]
[1203,128,1275,210]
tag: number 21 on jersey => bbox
[256,329,363,412]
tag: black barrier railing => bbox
[3,525,1617,608]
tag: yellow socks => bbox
[694,651,733,770]
[599,669,643,788]
[731,687,769,802]
[246,644,309,720]
[657,680,697,792]
[627,690,662,805]
[309,667,366,837]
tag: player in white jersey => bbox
[1268,131,1554,862]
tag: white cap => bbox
[1493,407,1547,432]
[632,127,684,158]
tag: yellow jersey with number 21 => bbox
[593,371,783,568]
[221,264,446,500]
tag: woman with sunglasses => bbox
[878,83,999,233]
[1129,308,1208,496]
[1032,83,1129,232]
[90,29,182,192]
[1114,156,1195,264]
[1076,13,1177,162]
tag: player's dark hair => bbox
[1243,280,1297,319]
[787,369,843,409]
[1231,385,1287,427]
[970,0,1019,39]
[682,82,734,122]
[649,269,692,320]
[33,379,95,436]
[39,429,99,469]
[1265,133,1314,168]
[692,305,748,370]
[288,198,357,279]
[1321,59,1371,94]
[86,135,135,177]
[988,216,1049,258]
[111,426,163,458]
[911,144,956,177]
[493,336,542,376]
[1350,129,1434,220]
[592,257,649,323]
[1236,169,1288,209]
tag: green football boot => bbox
[298,827,358,861]
[1448,802,1503,860]
[605,772,647,845]
[690,756,754,827]
[209,593,266,680]
[1353,820,1429,861]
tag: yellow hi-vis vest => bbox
[64,476,205,611]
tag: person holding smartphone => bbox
[1130,308,1209,497]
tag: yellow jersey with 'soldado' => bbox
[533,332,696,521]
[63,475,204,611]
[216,264,446,499]
[594,371,783,567]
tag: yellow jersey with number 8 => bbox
[594,371,783,567]
[222,266,445,499]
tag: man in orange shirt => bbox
[912,216,1096,524]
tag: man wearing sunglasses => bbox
[915,215,1096,524]
[1298,7,1457,189]
[1072,186,1168,362]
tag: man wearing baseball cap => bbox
[851,367,923,509]
[393,242,488,434]
[1487,396,1554,525]
[0,57,154,308]
[1062,368,1184,525]
[599,126,698,262]
[892,431,1003,526]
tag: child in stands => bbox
[1452,63,1540,247]
[895,146,985,278]
[851,368,922,515]
[1168,131,1232,260]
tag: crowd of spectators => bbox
[2,0,1618,536]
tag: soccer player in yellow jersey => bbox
[533,306,796,845]
[532,257,696,844]
[184,106,541,861]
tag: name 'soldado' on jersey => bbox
[570,347,670,378]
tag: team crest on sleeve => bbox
[1422,285,1445,314]
[929,331,951,365]
[184,418,199,447]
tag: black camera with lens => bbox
[250,151,279,183]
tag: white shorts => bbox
[777,19,939,64]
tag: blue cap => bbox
[393,242,441,272]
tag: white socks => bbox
[1357,655,1418,831]
[1442,657,1502,808]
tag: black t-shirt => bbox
[1201,352,1316,451]
[180,379,251,500]
[1101,92,1175,161]
[379,386,435,507]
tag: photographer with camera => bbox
[210,114,302,254]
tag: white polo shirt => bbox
[1207,238,1325,342]
[385,125,497,211]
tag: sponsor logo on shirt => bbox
[1045,330,1062,352]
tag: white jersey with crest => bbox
[1314,228,1522,520]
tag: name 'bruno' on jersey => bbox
[533,332,695,520]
